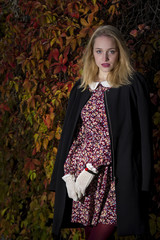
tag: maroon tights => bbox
[85,223,116,240]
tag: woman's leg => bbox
[85,223,116,240]
[85,226,93,239]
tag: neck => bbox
[97,73,109,82]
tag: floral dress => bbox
[64,83,117,226]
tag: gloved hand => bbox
[62,174,78,201]
[75,163,98,199]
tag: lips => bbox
[101,63,110,67]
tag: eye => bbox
[109,49,116,54]
[96,50,102,54]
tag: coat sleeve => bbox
[133,72,153,191]
[49,80,80,191]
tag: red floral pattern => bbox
[64,83,117,226]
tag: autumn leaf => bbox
[55,126,62,140]
[52,48,59,61]
[130,29,138,38]
[80,18,89,27]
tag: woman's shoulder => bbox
[130,71,145,83]
[130,71,149,89]
[71,79,81,91]
[68,79,84,102]
[129,71,150,97]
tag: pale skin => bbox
[93,36,119,82]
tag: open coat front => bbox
[50,72,153,236]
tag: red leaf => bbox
[6,13,13,22]
[62,65,67,73]
[52,48,59,61]
[63,57,68,65]
[64,46,70,58]
[130,29,138,38]
[68,83,73,92]
[29,162,35,170]
[0,103,10,112]
[54,66,61,74]
[32,147,37,156]
[59,54,63,64]
[33,159,41,165]
[41,86,46,93]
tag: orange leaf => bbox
[138,24,145,30]
[80,18,89,27]
[71,39,77,51]
[36,141,41,152]
[63,57,68,65]
[43,138,49,150]
[48,131,54,141]
[88,13,94,25]
[43,114,51,128]
[33,159,41,165]
[130,29,138,38]
[79,28,88,38]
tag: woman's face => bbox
[93,35,119,77]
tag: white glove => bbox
[75,163,98,199]
[62,174,78,201]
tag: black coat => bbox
[50,72,153,236]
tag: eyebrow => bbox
[94,47,117,50]
[95,48,117,51]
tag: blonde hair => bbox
[80,25,134,89]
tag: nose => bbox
[105,51,109,61]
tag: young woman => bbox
[50,25,153,240]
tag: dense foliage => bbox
[0,0,160,239]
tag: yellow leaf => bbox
[71,39,77,51]
[43,138,49,150]
[14,82,19,92]
[108,5,116,16]
[34,133,39,142]
[46,15,51,23]
[1,208,8,217]
[48,131,54,141]
[53,147,57,154]
[31,60,35,67]
[45,60,50,68]
[55,90,61,96]
[36,141,41,152]
[50,38,56,47]
[36,50,41,60]
[50,112,55,120]
[55,126,62,140]
[77,38,81,46]
[20,229,26,235]
[39,45,44,58]
[49,213,54,219]
[80,18,89,27]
